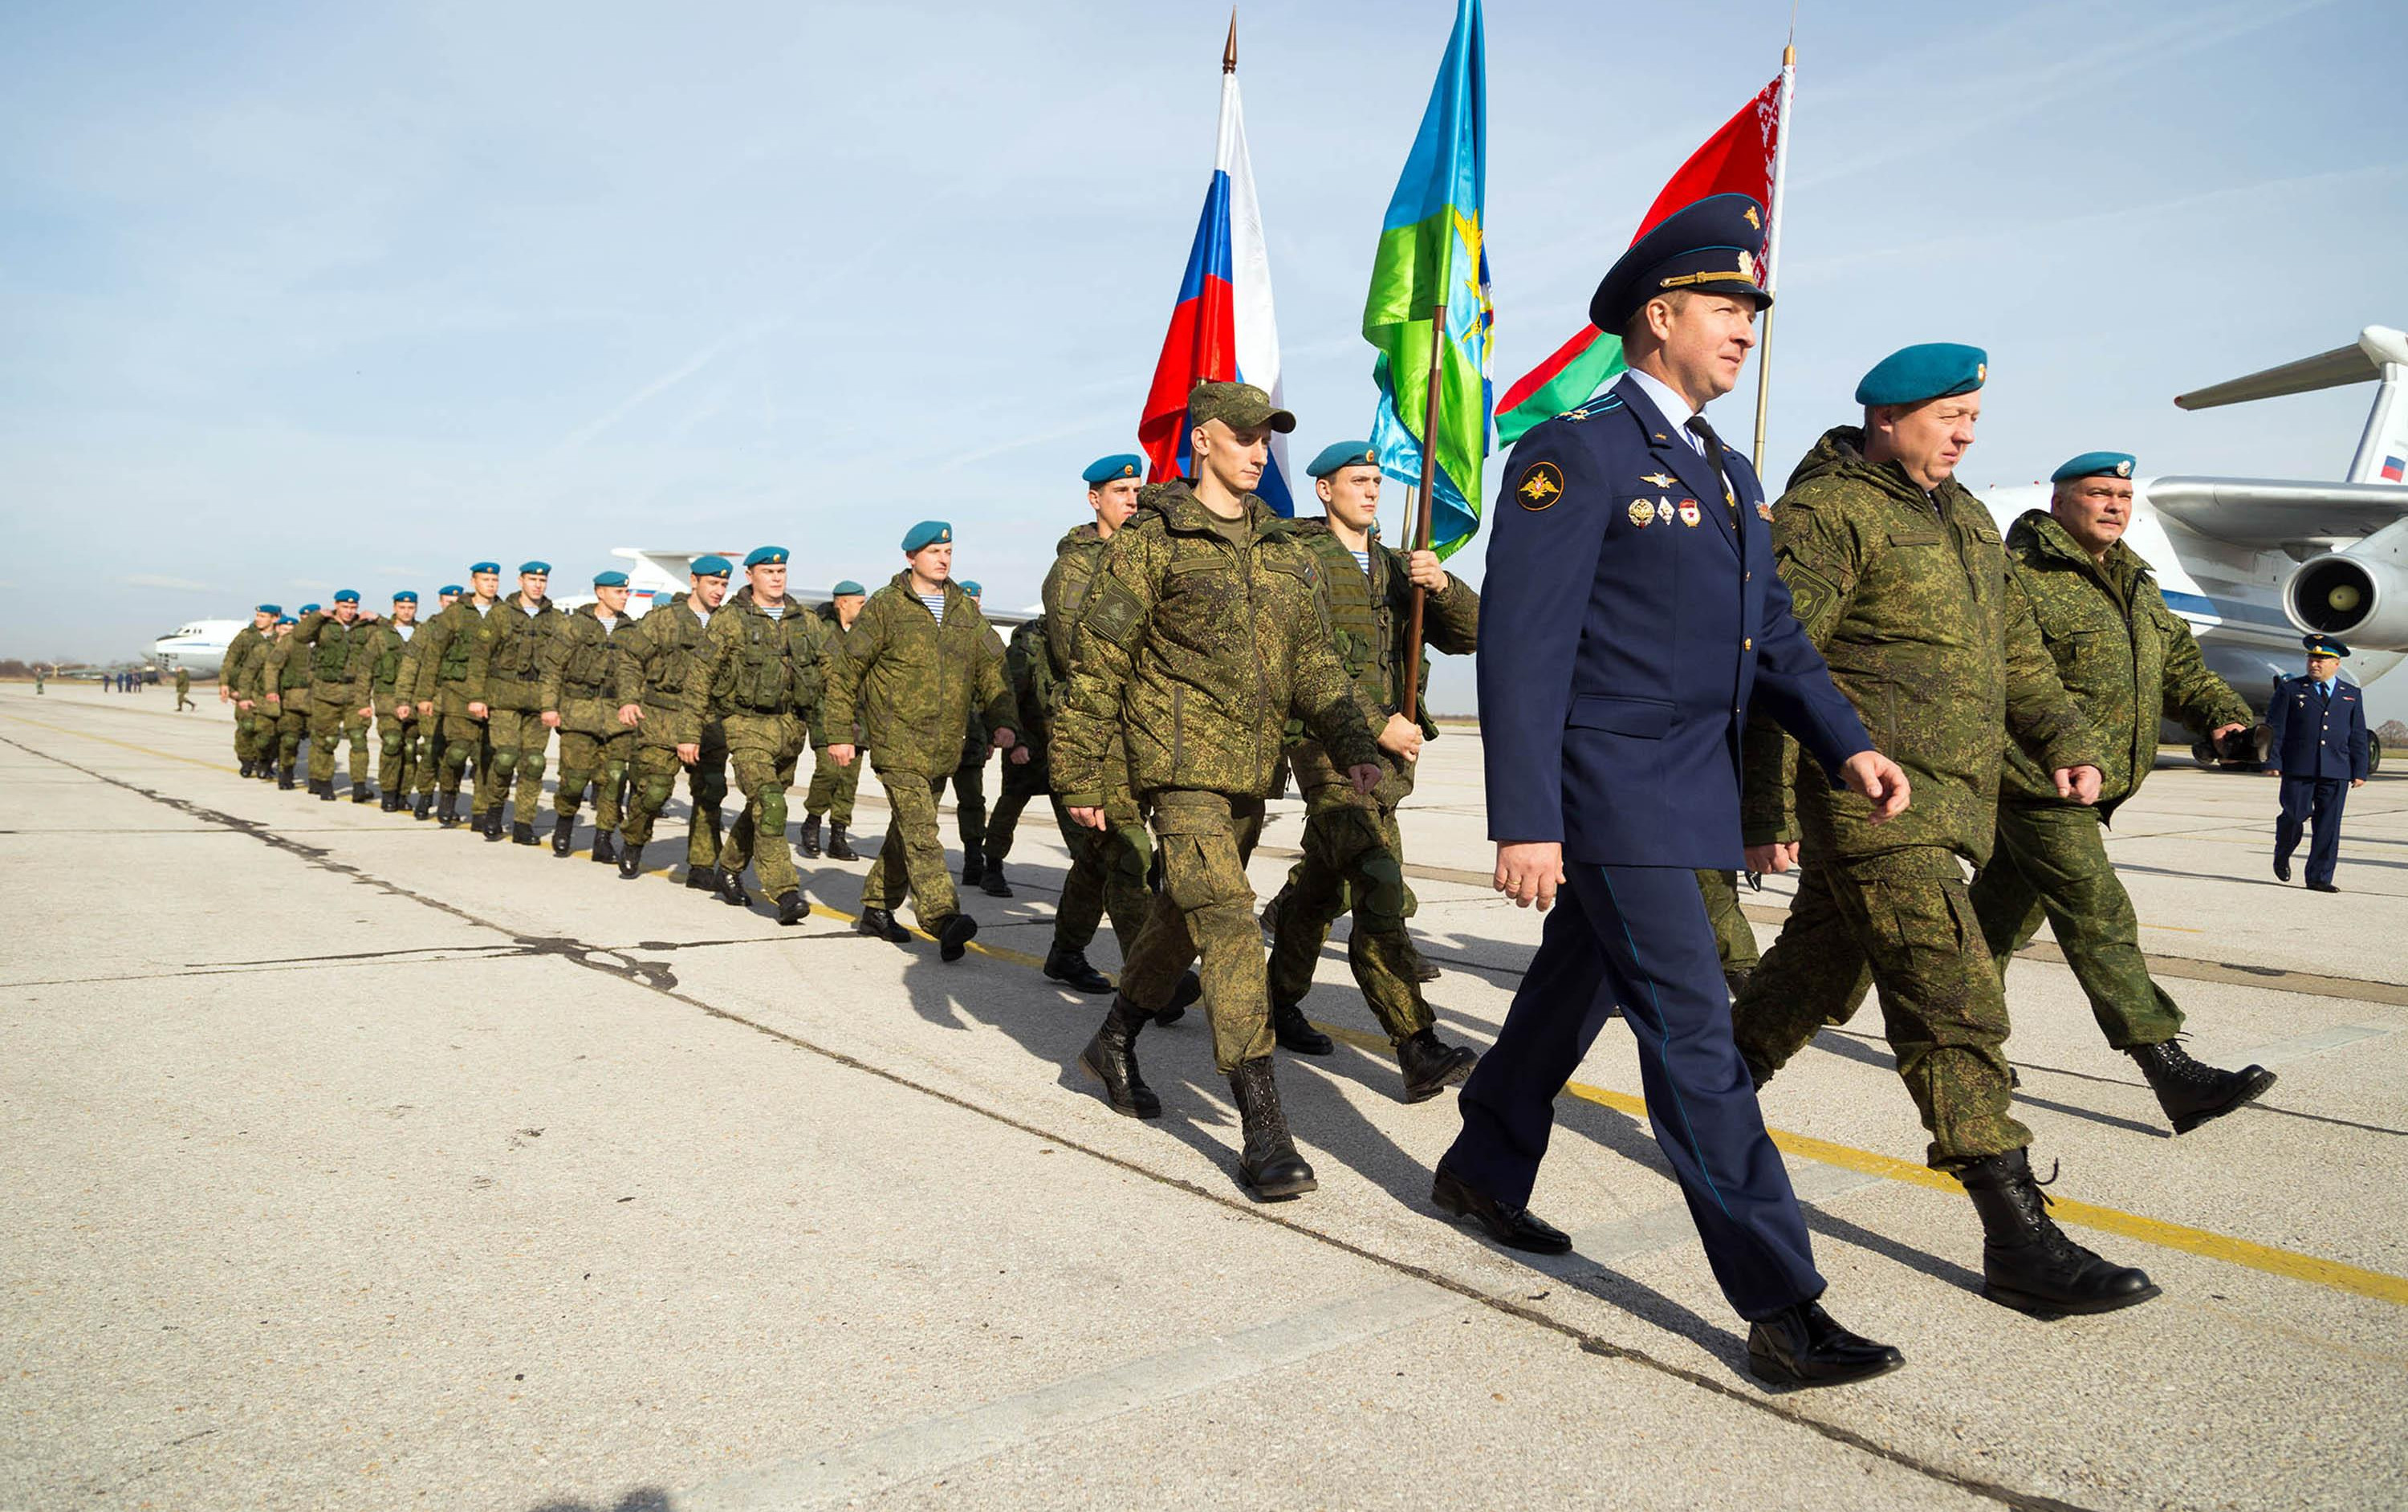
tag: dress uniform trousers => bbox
[2275,777,2349,887]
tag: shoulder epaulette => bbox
[1558,393,1625,424]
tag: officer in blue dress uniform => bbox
[1433,194,1914,1387]
[2268,634,2369,892]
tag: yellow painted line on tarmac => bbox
[26,706,2407,1309]
[6,712,231,774]
[1315,1018,2408,1309]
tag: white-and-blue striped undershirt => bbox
[918,593,946,623]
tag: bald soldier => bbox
[222,604,280,778]
[613,556,734,885]
[406,564,506,828]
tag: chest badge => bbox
[1755,501,1774,521]
[1639,472,1674,489]
[1678,499,1702,527]
[1516,461,1565,510]
[1627,498,1654,527]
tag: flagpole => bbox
[1750,41,1796,475]
[1404,302,1443,721]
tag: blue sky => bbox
[3,0,2404,716]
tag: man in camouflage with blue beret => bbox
[799,580,868,862]
[478,561,563,845]
[541,569,637,863]
[222,604,280,778]
[613,556,733,883]
[365,591,423,811]
[405,564,506,829]
[1732,345,2159,1318]
[277,590,380,802]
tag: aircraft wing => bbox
[2144,476,2408,548]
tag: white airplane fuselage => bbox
[149,619,249,677]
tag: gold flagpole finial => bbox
[1223,10,1238,72]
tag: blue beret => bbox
[2052,451,2135,483]
[519,560,551,575]
[332,590,360,604]
[958,580,982,596]
[392,591,418,604]
[256,603,281,615]
[2304,634,2350,659]
[690,555,732,578]
[1856,343,1988,407]
[1083,453,1144,486]
[470,561,500,575]
[592,570,628,587]
[438,584,463,596]
[276,616,296,626]
[299,604,321,615]
[1306,441,1378,478]
[831,579,866,596]
[743,546,788,567]
[902,520,954,553]
[1590,193,1771,333]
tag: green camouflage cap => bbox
[1186,380,1296,434]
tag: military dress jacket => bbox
[1482,374,1869,869]
[2267,674,2369,780]
[1739,425,2101,866]
[1999,510,2251,811]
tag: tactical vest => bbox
[372,627,409,689]
[728,608,820,714]
[436,609,481,683]
[275,643,311,693]
[311,623,364,683]
[560,620,614,699]
[645,608,708,697]
[490,605,548,684]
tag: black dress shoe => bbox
[938,912,978,961]
[1746,1302,1906,1388]
[2308,880,2340,893]
[1272,1000,1333,1056]
[1430,1164,1572,1254]
[855,907,912,943]
[2273,857,2292,882]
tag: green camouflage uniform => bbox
[1967,508,2255,1048]
[255,629,313,779]
[978,618,1056,872]
[222,623,274,768]
[368,620,424,800]
[173,667,193,709]
[803,604,862,827]
[405,596,503,804]
[1053,483,1381,1074]
[1263,518,1478,1045]
[1731,426,2101,1171]
[542,602,635,832]
[1696,868,1760,983]
[1035,522,1153,957]
[613,596,730,868]
[683,587,832,900]
[280,610,377,790]
[947,697,994,856]
[822,574,1016,930]
[474,591,563,827]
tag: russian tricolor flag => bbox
[1137,59,1291,514]
[2382,454,2405,482]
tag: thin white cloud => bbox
[124,573,216,591]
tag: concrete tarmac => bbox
[4,681,2404,1511]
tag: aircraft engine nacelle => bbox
[2284,553,2408,651]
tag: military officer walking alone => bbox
[2269,634,2370,892]
[1439,197,1910,1385]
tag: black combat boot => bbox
[1228,1057,1316,1199]
[1411,949,1442,984]
[351,786,374,804]
[979,862,1014,897]
[413,793,433,821]
[590,832,618,866]
[854,907,912,943]
[437,792,461,827]
[959,844,983,886]
[826,823,858,861]
[798,814,822,858]
[685,864,720,893]
[1157,969,1202,1026]
[776,890,807,925]
[482,809,505,842]
[714,868,750,908]
[1076,995,1161,1119]
[380,791,403,812]
[1397,1029,1479,1104]
[258,763,278,782]
[551,814,576,856]
[2129,1041,2276,1134]
[239,759,256,778]
[1271,998,1333,1056]
[278,767,297,791]
[1042,945,1113,994]
[938,912,979,962]
[617,841,643,880]
[511,819,540,847]
[316,779,337,802]
[1959,1149,2160,1316]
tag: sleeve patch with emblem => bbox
[1515,461,1565,510]
[1084,576,1145,649]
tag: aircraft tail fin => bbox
[2175,327,2408,485]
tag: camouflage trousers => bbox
[1263,787,1432,1046]
[234,705,273,766]
[622,731,728,869]
[986,754,1149,958]
[804,744,860,826]
[375,705,421,799]
[266,705,307,774]
[429,700,490,799]
[306,698,372,788]
[1118,790,1272,1076]
[722,717,806,900]
[555,728,634,832]
[948,753,988,852]
[1730,843,2030,1172]
[1971,801,2182,1050]
[859,766,958,929]
[1697,868,1761,975]
[475,709,551,826]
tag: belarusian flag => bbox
[1493,75,1785,447]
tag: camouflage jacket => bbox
[1053,482,1380,804]
[1003,616,1056,766]
[681,587,833,749]
[274,609,376,709]
[806,604,863,750]
[540,603,632,737]
[2000,510,2251,811]
[364,620,418,701]
[475,591,561,712]
[404,597,503,706]
[224,624,271,700]
[822,575,1015,778]
[1741,427,2101,864]
[610,597,715,748]
[256,630,308,699]
[1041,522,1109,676]
[1282,518,1479,803]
